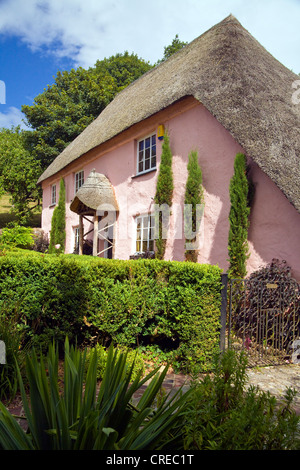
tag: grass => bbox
[0,194,41,229]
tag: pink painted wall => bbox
[247,160,300,281]
[41,98,300,281]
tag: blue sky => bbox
[0,0,300,130]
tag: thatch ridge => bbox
[38,14,300,213]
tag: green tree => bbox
[22,52,152,169]
[184,151,203,262]
[157,34,187,64]
[154,132,173,259]
[49,178,66,254]
[228,153,250,278]
[0,127,42,224]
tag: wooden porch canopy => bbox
[70,169,119,256]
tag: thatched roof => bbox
[70,169,119,214]
[38,14,300,213]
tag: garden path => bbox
[133,363,300,413]
[5,363,300,433]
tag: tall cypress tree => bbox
[228,153,250,278]
[184,150,204,262]
[49,178,66,254]
[154,132,173,259]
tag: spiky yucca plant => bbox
[0,339,189,450]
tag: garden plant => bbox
[0,339,190,450]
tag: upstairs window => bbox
[51,184,56,206]
[137,134,156,175]
[135,214,155,253]
[75,170,84,193]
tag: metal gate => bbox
[224,277,300,366]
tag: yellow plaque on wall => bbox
[157,124,165,140]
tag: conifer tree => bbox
[49,178,66,254]
[154,132,173,259]
[228,153,250,278]
[184,150,203,262]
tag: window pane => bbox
[150,216,155,239]
[136,240,141,252]
[142,240,148,252]
[137,135,157,175]
[142,227,148,241]
[148,240,154,251]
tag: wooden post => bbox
[79,215,83,255]
[93,214,98,257]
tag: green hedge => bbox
[0,252,222,372]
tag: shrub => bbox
[184,150,203,262]
[0,224,34,250]
[154,132,173,259]
[0,253,222,372]
[49,178,66,254]
[232,259,300,353]
[228,153,250,279]
[85,344,145,381]
[182,350,300,450]
[32,229,49,253]
[0,310,29,402]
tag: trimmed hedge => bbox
[0,252,222,372]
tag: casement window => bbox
[51,184,56,206]
[137,134,156,175]
[75,170,84,193]
[135,214,155,253]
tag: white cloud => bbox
[0,0,299,70]
[0,107,28,129]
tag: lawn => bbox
[0,193,41,229]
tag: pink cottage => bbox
[37,15,300,281]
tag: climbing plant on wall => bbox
[228,153,250,279]
[184,150,204,262]
[49,178,66,254]
[154,132,173,259]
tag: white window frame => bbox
[50,184,56,206]
[73,226,80,253]
[75,170,84,193]
[135,213,155,254]
[136,134,156,175]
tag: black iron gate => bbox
[221,275,300,366]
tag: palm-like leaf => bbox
[0,339,190,450]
